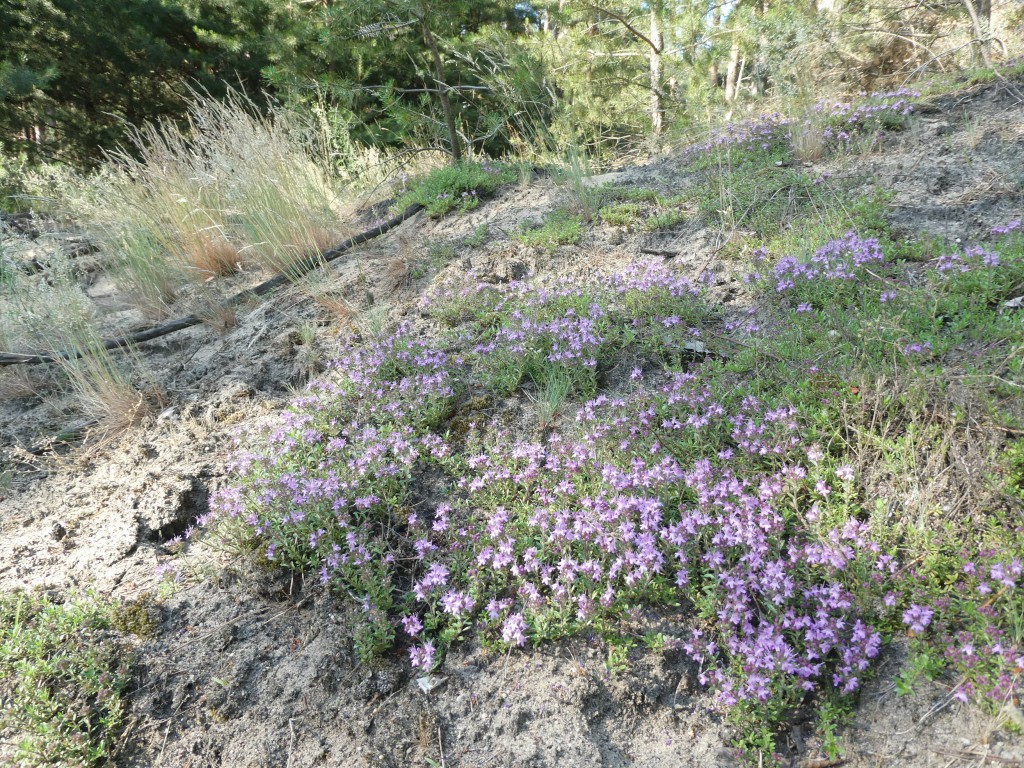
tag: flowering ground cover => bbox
[2,70,1023,767]
[206,208,1024,759]
[684,88,918,166]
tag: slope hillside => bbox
[1,73,1023,768]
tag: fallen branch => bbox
[0,204,423,367]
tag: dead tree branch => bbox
[0,204,424,367]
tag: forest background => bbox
[0,0,1018,181]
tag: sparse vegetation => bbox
[397,162,515,218]
[0,592,133,768]
[516,210,584,252]
[205,152,1024,761]
[599,201,644,228]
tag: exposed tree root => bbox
[0,204,424,367]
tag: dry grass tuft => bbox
[790,113,827,162]
[187,289,238,333]
[66,88,353,317]
[384,257,412,293]
[311,291,356,323]
[841,372,1004,533]
[295,270,357,325]
[0,254,155,434]
[185,235,241,278]
[0,367,47,400]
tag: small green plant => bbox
[599,202,643,228]
[815,698,850,761]
[642,632,669,653]
[516,210,583,252]
[643,209,685,231]
[427,240,458,267]
[693,165,825,237]
[551,146,599,221]
[1003,439,1024,500]
[604,639,632,677]
[354,607,396,664]
[526,366,571,430]
[0,591,133,767]
[613,187,662,204]
[407,240,456,282]
[397,161,514,218]
[464,222,490,248]
[294,322,321,380]
[895,651,943,696]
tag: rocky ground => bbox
[1,74,1023,767]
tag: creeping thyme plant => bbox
[0,593,133,768]
[205,90,1024,758]
[396,161,516,218]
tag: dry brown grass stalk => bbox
[384,257,412,292]
[188,290,238,333]
[0,367,45,400]
[52,330,158,437]
[185,235,241,278]
[311,292,356,323]
[790,115,827,162]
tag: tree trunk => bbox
[649,0,664,135]
[725,33,741,103]
[421,19,462,163]
[962,0,992,68]
[708,2,721,89]
[979,0,992,63]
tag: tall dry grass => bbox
[0,254,152,432]
[71,89,352,317]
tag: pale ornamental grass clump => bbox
[0,256,151,431]
[74,89,348,318]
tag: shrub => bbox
[397,162,514,218]
[516,210,583,252]
[210,326,456,661]
[598,202,643,228]
[0,592,133,767]
[208,217,1024,759]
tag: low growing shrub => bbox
[397,162,515,218]
[0,592,133,768]
[516,210,583,252]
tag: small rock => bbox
[416,675,448,694]
[51,522,67,541]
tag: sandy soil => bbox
[1,73,1023,767]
